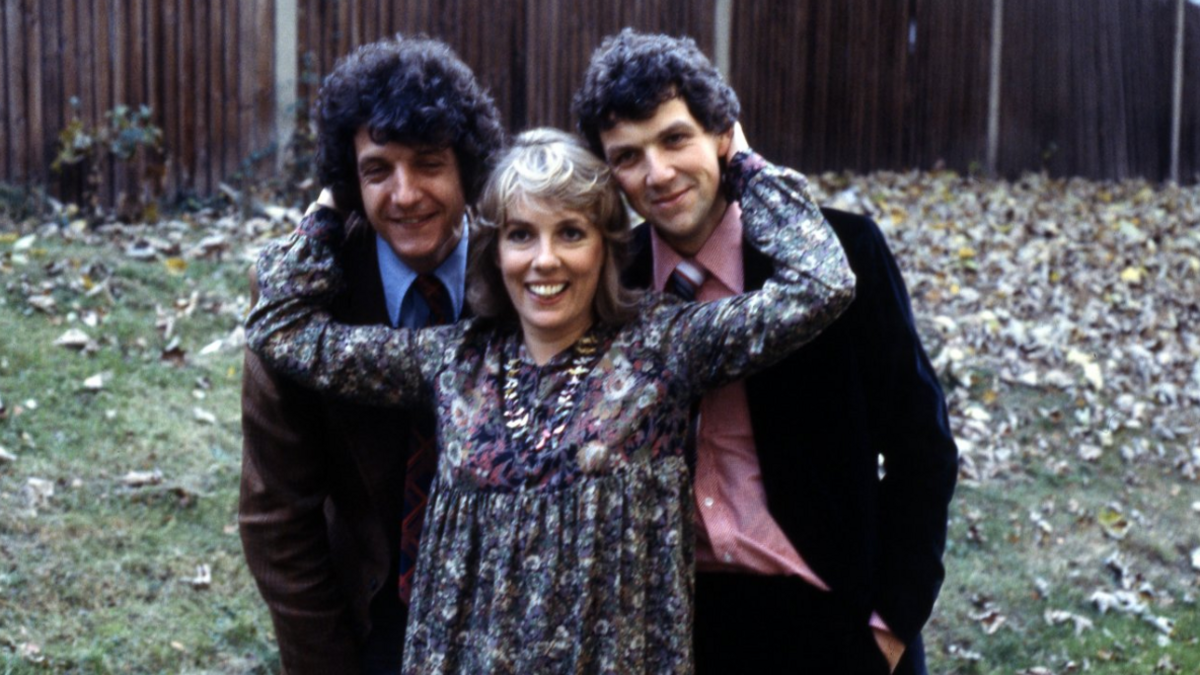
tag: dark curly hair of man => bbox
[314,35,506,213]
[572,29,739,158]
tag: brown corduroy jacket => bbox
[239,228,418,672]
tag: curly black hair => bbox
[572,29,739,158]
[314,35,506,213]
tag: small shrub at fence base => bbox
[52,98,168,226]
[0,182,53,223]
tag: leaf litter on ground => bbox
[3,173,1198,671]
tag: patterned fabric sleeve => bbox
[657,151,857,391]
[244,208,433,407]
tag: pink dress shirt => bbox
[649,202,892,637]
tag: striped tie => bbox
[398,274,452,603]
[667,259,707,301]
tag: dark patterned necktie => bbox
[413,273,452,326]
[667,260,707,301]
[398,273,453,603]
[666,260,707,464]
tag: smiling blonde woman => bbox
[246,127,855,674]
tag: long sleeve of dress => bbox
[658,151,857,391]
[245,208,436,407]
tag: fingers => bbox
[727,121,749,158]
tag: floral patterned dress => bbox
[246,152,856,674]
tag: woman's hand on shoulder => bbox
[726,121,749,159]
[305,187,345,217]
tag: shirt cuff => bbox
[721,149,768,201]
[869,611,892,634]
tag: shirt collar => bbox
[650,200,744,294]
[377,216,469,327]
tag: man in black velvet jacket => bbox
[574,30,958,674]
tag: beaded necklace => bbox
[502,332,600,453]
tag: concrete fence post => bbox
[1170,0,1184,184]
[715,0,733,80]
[986,0,1004,175]
[275,0,298,169]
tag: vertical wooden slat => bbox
[160,0,179,196]
[176,0,194,194]
[238,0,259,166]
[221,0,239,183]
[335,0,350,66]
[209,0,226,194]
[377,0,392,41]
[109,0,128,202]
[23,0,44,188]
[40,0,65,192]
[93,0,113,202]
[295,0,308,106]
[125,0,146,204]
[237,0,252,180]
[0,1,12,182]
[1184,0,1200,180]
[70,0,90,197]
[258,0,277,161]
[191,0,209,196]
[321,0,335,84]
[5,0,29,182]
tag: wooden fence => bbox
[1,0,277,207]
[1,0,1197,211]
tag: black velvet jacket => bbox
[625,208,958,646]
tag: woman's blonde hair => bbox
[467,127,640,324]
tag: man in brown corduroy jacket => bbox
[238,34,503,674]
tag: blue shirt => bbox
[376,218,468,329]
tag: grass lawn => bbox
[1,221,279,673]
[2,171,1198,673]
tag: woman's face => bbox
[498,198,605,358]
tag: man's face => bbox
[354,127,466,273]
[598,98,732,257]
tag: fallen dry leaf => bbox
[183,563,212,589]
[27,294,55,312]
[17,641,44,663]
[120,469,164,487]
[971,609,1006,635]
[1097,504,1131,540]
[12,233,37,251]
[54,328,92,349]
[1044,609,1094,636]
[163,257,188,274]
[23,477,55,510]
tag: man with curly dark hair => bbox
[239,35,504,674]
[574,29,957,675]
